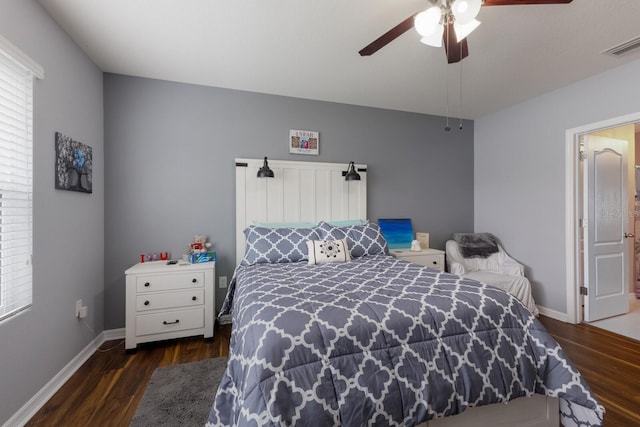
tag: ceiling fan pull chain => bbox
[445,66,451,131]
[459,59,463,130]
[445,24,451,132]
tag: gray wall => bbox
[475,58,640,314]
[104,74,475,329]
[0,0,103,424]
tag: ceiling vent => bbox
[602,35,640,57]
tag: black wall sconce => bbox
[343,161,361,181]
[257,157,274,178]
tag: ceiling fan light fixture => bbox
[453,19,481,42]
[414,6,442,37]
[451,0,482,25]
[420,29,443,47]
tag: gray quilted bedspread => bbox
[208,255,603,426]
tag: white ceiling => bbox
[37,0,640,119]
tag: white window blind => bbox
[0,46,34,322]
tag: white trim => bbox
[536,305,568,323]
[564,111,640,324]
[0,34,44,79]
[104,327,125,341]
[3,332,105,427]
[564,130,579,324]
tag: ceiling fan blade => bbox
[359,14,417,56]
[482,0,572,5]
[443,24,469,64]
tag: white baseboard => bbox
[104,327,125,340]
[3,332,106,427]
[537,305,568,323]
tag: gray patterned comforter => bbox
[208,255,603,426]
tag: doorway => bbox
[565,113,640,328]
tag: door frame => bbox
[565,112,640,324]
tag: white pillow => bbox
[307,239,351,265]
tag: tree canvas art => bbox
[55,132,93,193]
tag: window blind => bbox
[0,47,33,322]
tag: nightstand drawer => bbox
[390,248,445,271]
[416,254,444,270]
[136,289,204,311]
[136,308,204,336]
[136,272,205,293]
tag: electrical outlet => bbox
[219,276,227,289]
[75,299,83,318]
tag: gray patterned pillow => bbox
[242,226,319,265]
[316,221,389,258]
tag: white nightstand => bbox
[390,248,445,271]
[125,261,215,351]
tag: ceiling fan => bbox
[359,0,573,64]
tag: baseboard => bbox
[537,305,568,322]
[104,327,125,340]
[3,332,106,427]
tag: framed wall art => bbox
[289,129,319,155]
[378,218,414,250]
[55,132,93,193]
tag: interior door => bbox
[583,135,630,321]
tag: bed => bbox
[207,159,603,427]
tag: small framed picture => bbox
[289,129,319,155]
[55,132,93,194]
[416,232,430,249]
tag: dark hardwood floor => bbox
[538,316,640,427]
[25,324,232,427]
[25,318,639,426]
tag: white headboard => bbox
[235,158,367,264]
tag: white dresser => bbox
[390,248,445,271]
[125,261,215,351]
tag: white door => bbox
[583,135,630,321]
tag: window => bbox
[0,37,41,322]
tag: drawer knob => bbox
[192,296,197,301]
[144,300,150,306]
[192,278,197,283]
[144,282,150,287]
[432,260,437,265]
[163,319,180,325]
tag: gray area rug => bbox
[130,357,227,427]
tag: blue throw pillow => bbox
[242,226,319,265]
[316,221,388,258]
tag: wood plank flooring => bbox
[25,318,639,426]
[25,325,231,427]
[538,316,640,427]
